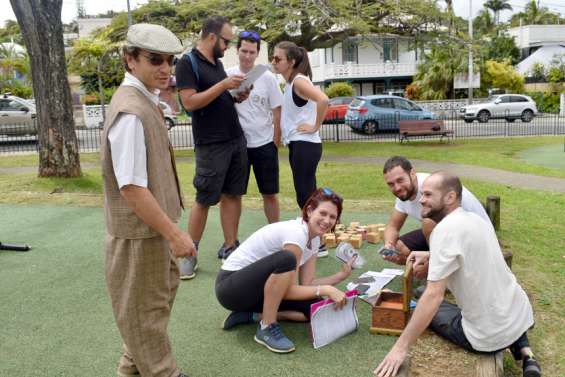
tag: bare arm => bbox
[120,185,196,258]
[293,78,329,133]
[178,74,245,112]
[384,209,408,249]
[272,106,282,146]
[374,278,447,377]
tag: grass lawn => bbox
[0,137,564,376]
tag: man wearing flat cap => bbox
[101,23,195,377]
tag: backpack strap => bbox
[179,51,200,115]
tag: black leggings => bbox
[430,300,531,360]
[215,250,317,320]
[288,141,323,209]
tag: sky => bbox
[1,0,564,26]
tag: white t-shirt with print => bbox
[221,217,320,272]
[225,66,283,148]
[428,208,534,351]
[395,173,493,230]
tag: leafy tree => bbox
[509,0,563,26]
[473,8,495,38]
[0,20,22,44]
[482,59,524,93]
[325,82,353,98]
[10,0,81,177]
[411,41,466,100]
[481,34,520,65]
[0,42,30,89]
[484,0,512,26]
[529,62,546,81]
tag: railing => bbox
[1,112,564,154]
[314,62,418,82]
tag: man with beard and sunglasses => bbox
[374,172,540,377]
[176,16,251,280]
[381,156,492,278]
[101,24,195,377]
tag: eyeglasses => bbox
[140,52,176,66]
[239,30,260,42]
[270,56,283,64]
[217,34,233,46]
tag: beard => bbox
[397,178,417,202]
[213,40,224,59]
[421,205,448,223]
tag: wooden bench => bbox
[398,120,454,143]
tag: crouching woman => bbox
[215,188,354,353]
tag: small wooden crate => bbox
[370,261,413,336]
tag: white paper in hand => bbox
[335,242,365,269]
[229,64,270,96]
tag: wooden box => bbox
[337,234,350,243]
[370,261,413,336]
[324,233,337,248]
[367,232,381,244]
[349,235,362,248]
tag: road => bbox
[1,115,564,154]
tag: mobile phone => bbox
[378,246,397,257]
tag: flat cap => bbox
[126,23,183,55]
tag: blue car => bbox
[344,95,437,134]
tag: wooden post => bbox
[475,351,504,377]
[486,196,500,231]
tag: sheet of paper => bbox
[229,64,270,96]
[310,291,358,349]
[346,270,397,296]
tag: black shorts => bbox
[246,142,279,195]
[399,228,429,251]
[430,300,531,360]
[193,136,248,206]
[215,250,317,320]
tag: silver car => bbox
[0,94,37,136]
[460,94,538,123]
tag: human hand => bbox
[234,86,252,103]
[381,244,409,265]
[327,287,347,310]
[340,254,356,277]
[408,251,429,279]
[373,345,408,377]
[222,74,245,90]
[297,123,317,134]
[169,230,197,258]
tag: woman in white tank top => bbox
[270,41,329,210]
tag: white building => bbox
[77,18,113,38]
[309,34,420,96]
[508,24,565,59]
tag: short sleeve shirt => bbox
[221,218,320,271]
[428,208,534,351]
[176,48,243,145]
[225,66,283,148]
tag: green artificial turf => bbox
[0,204,419,377]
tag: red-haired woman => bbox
[215,188,354,353]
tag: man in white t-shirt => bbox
[374,172,540,377]
[381,156,493,278]
[225,31,283,225]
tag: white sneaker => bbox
[317,244,329,258]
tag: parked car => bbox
[344,95,437,134]
[459,94,538,123]
[323,96,354,124]
[0,94,37,136]
[159,101,177,130]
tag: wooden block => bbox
[474,351,504,377]
[366,224,379,233]
[337,234,350,243]
[335,224,346,232]
[367,232,381,244]
[377,226,386,238]
[334,230,343,238]
[325,234,337,248]
[349,235,362,248]
[349,221,360,228]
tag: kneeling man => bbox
[374,172,540,377]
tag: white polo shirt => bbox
[221,218,320,272]
[225,66,283,148]
[428,208,534,351]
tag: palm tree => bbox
[484,0,512,26]
[0,42,30,88]
[509,0,561,26]
[473,8,495,37]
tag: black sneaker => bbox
[222,311,255,330]
[217,240,240,259]
[522,356,541,377]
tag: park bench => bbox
[398,120,454,143]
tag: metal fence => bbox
[1,111,565,154]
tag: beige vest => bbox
[101,85,183,239]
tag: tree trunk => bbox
[10,0,82,177]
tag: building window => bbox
[342,39,358,63]
[325,46,334,63]
[383,38,398,62]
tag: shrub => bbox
[526,92,561,114]
[325,82,354,98]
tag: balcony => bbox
[313,62,418,83]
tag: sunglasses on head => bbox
[239,30,260,42]
[321,187,343,202]
[140,52,176,66]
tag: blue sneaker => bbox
[179,256,197,280]
[254,323,295,353]
[222,311,255,330]
[217,240,240,259]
